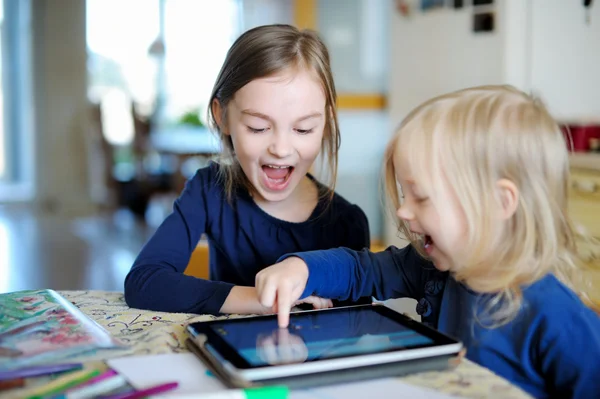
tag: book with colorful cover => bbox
[0,289,128,371]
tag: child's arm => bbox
[125,166,337,316]
[124,167,235,315]
[256,245,430,327]
[220,287,333,314]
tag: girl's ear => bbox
[496,179,519,220]
[212,99,228,135]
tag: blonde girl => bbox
[256,85,600,398]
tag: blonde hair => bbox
[208,24,340,201]
[384,85,599,324]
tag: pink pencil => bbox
[102,381,179,399]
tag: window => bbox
[162,0,241,127]
[0,0,34,201]
[86,0,242,145]
[0,2,5,181]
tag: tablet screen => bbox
[206,306,435,367]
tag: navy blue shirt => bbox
[124,163,370,315]
[288,245,600,399]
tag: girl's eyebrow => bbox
[295,112,323,122]
[241,109,323,123]
[241,110,273,122]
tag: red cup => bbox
[562,124,600,152]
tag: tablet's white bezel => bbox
[212,339,462,381]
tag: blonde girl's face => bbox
[224,68,326,204]
[393,150,468,272]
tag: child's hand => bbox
[448,348,467,368]
[219,286,276,315]
[295,296,333,310]
[255,257,310,327]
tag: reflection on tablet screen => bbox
[209,307,434,367]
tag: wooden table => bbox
[5,291,531,399]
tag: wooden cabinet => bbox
[569,155,600,259]
[570,168,600,240]
[569,154,600,307]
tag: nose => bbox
[396,202,414,222]
[268,130,294,158]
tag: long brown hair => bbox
[207,24,340,201]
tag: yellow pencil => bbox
[25,368,101,399]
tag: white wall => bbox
[388,3,506,130]
[502,0,530,90]
[385,0,600,246]
[388,0,600,127]
[529,0,600,122]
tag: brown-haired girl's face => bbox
[224,68,326,203]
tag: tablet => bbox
[186,304,462,385]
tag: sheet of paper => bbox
[107,353,225,395]
[108,353,459,399]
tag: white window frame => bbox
[0,0,35,201]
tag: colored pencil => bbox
[25,368,101,399]
[55,374,128,399]
[0,363,82,381]
[101,381,179,399]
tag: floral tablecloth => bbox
[7,291,531,398]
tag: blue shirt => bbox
[289,245,600,399]
[124,163,370,315]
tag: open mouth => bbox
[261,164,294,191]
[423,235,434,254]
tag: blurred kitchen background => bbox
[0,0,598,296]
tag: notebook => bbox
[0,289,127,371]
